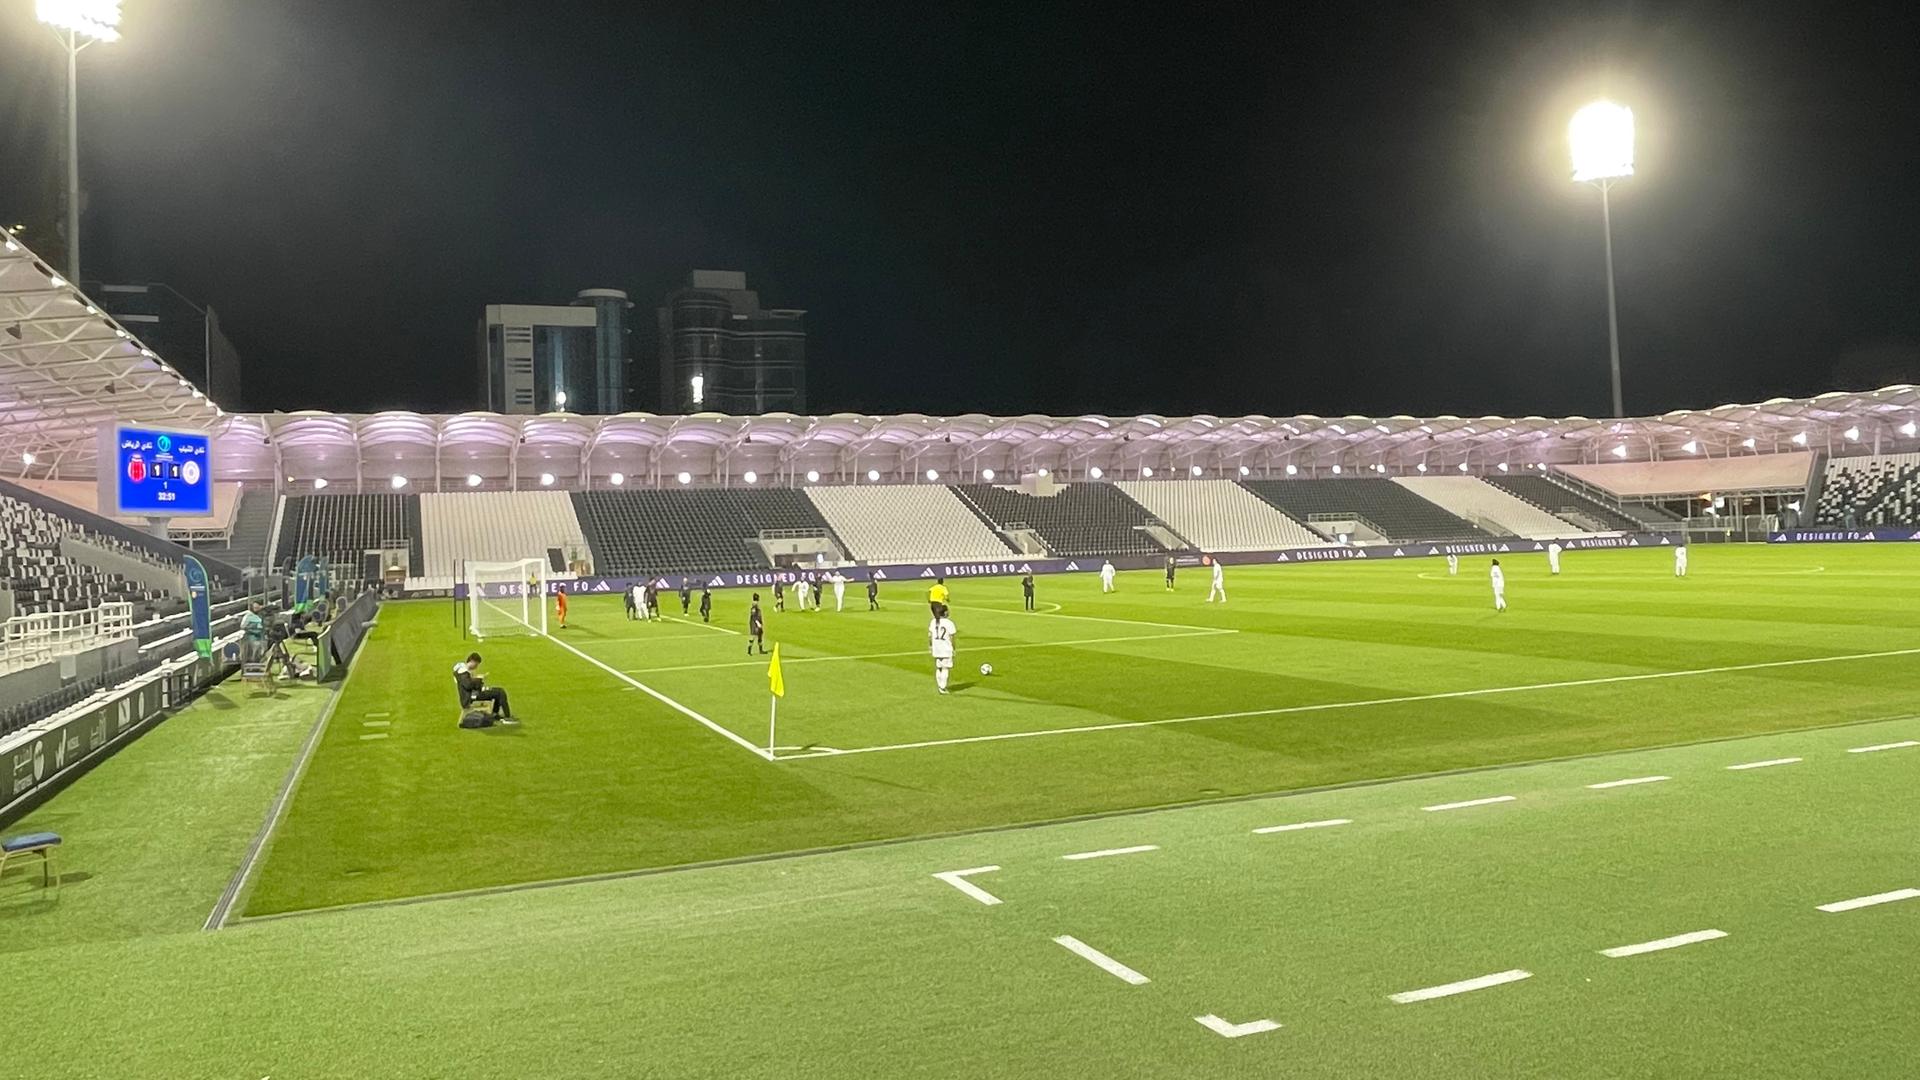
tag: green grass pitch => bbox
[12,543,1920,1078]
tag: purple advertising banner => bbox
[446,533,1685,600]
[1768,528,1920,543]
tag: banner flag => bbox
[294,555,317,612]
[184,556,212,659]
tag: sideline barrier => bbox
[1768,528,1920,543]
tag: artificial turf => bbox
[244,543,1920,915]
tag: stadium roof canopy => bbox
[0,228,225,473]
[6,228,1918,489]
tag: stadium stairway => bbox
[1390,476,1582,539]
[1240,478,1491,543]
[804,485,1014,564]
[1484,474,1645,533]
[1115,479,1328,551]
[950,483,1165,558]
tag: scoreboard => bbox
[97,424,213,516]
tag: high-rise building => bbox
[479,289,631,414]
[90,282,245,409]
[656,271,806,415]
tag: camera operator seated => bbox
[454,653,515,726]
[240,603,269,664]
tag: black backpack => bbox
[459,710,494,730]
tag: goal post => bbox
[466,558,549,640]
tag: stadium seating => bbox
[1240,478,1490,542]
[951,483,1163,557]
[181,486,279,573]
[572,488,840,575]
[1484,474,1651,532]
[1115,479,1328,550]
[0,493,178,616]
[1390,476,1581,539]
[805,485,1013,563]
[1815,453,1920,525]
[421,492,592,579]
[273,494,424,577]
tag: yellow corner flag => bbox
[768,643,785,698]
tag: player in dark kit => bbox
[1021,573,1036,611]
[699,585,712,623]
[1165,555,1177,590]
[747,594,768,654]
[773,580,786,612]
[867,575,880,610]
[679,578,692,614]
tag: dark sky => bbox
[5,1,1918,419]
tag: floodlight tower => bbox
[1570,100,1634,418]
[36,1,123,284]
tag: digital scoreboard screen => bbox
[98,425,213,516]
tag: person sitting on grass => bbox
[455,652,516,724]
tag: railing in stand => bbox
[0,601,137,677]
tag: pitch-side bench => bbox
[0,832,61,890]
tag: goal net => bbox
[466,558,549,639]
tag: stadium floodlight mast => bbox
[1570,99,1634,418]
[37,1,121,283]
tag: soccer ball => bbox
[979,663,993,676]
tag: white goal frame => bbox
[466,558,549,640]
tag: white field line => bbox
[1727,757,1801,771]
[623,628,1233,675]
[1421,795,1516,813]
[1817,888,1920,914]
[1195,1014,1282,1039]
[1053,935,1151,985]
[361,719,390,728]
[541,630,772,761]
[931,865,1003,906]
[1586,775,1671,790]
[1253,818,1353,835]
[1061,844,1159,861]
[1846,740,1920,754]
[773,645,1920,761]
[664,614,740,636]
[1390,969,1531,1004]
[357,733,388,741]
[1600,929,1727,958]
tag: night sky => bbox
[3,1,1917,420]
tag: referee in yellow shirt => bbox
[928,576,949,615]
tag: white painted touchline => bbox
[1053,935,1151,985]
[1846,740,1920,754]
[358,733,388,741]
[1726,757,1801,771]
[1390,969,1531,1004]
[773,646,1920,760]
[1600,929,1727,958]
[1586,775,1670,790]
[541,628,773,761]
[932,866,1003,906]
[1195,1015,1281,1039]
[1253,818,1353,835]
[1421,795,1515,813]
[1061,845,1159,861]
[1817,888,1920,914]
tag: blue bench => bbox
[0,832,61,890]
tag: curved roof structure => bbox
[6,227,1916,490]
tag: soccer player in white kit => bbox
[1447,553,1459,576]
[1674,543,1688,577]
[1490,558,1507,611]
[928,603,958,694]
[1547,542,1562,575]
[832,572,846,611]
[1100,559,1116,593]
[1206,558,1226,603]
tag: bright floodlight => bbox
[925,469,939,481]
[981,468,995,481]
[1190,465,1203,477]
[389,474,408,489]
[865,469,879,482]
[539,472,556,487]
[1904,422,1919,438]
[313,477,329,490]
[805,470,820,483]
[609,472,625,486]
[1285,464,1298,475]
[676,471,691,485]
[743,470,758,484]
[1089,466,1104,479]
[37,1,122,41]
[1141,466,1154,478]
[1570,100,1634,182]
[466,473,482,487]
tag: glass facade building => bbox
[655,271,806,415]
[478,289,631,414]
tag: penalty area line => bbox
[541,630,772,761]
[772,645,1920,761]
[1053,935,1151,985]
[1390,969,1531,1004]
[932,865,1003,906]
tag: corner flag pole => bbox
[766,643,785,757]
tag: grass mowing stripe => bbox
[1599,929,1728,958]
[1052,935,1151,985]
[774,644,1920,760]
[540,626,773,760]
[1816,888,1920,913]
[1389,969,1532,1003]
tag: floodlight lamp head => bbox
[1570,100,1634,183]
[37,1,122,42]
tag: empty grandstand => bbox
[952,482,1165,557]
[1390,475,1581,539]
[273,493,423,579]
[1815,453,1920,525]
[573,488,840,575]
[805,485,1013,563]
[1485,473,1653,532]
[1241,478,1490,543]
[422,491,590,583]
[180,487,279,573]
[1116,479,1328,551]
